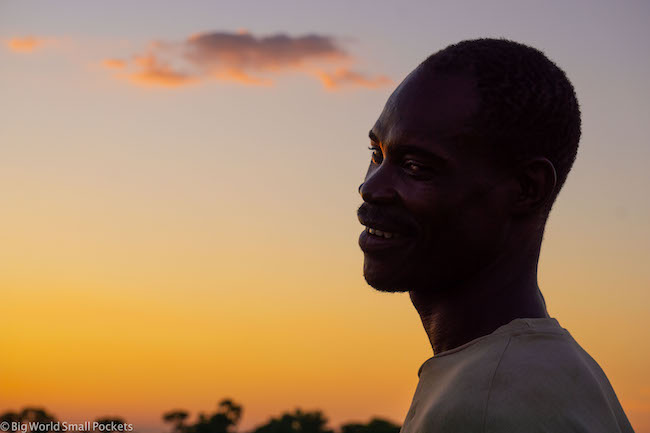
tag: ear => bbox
[512,157,557,215]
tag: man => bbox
[357,39,634,432]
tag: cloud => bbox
[317,68,393,90]
[127,55,197,87]
[102,58,126,69]
[5,36,47,53]
[102,31,391,91]
[211,69,273,86]
[185,32,348,71]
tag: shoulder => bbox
[402,334,512,433]
[484,327,634,432]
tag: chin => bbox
[363,254,452,293]
[363,261,411,293]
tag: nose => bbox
[359,165,398,204]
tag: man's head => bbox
[358,38,581,292]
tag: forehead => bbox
[372,68,478,150]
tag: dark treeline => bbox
[0,408,123,430]
[1,399,401,433]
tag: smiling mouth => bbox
[365,226,401,239]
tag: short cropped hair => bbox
[421,38,581,210]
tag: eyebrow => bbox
[368,130,450,163]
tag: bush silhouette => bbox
[0,408,57,432]
[251,409,332,433]
[340,418,400,433]
[163,399,242,433]
[3,400,401,433]
[163,410,190,433]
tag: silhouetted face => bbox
[358,67,514,292]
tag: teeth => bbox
[366,227,397,239]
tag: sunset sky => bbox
[2,0,649,432]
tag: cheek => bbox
[406,186,509,258]
[401,186,456,243]
[400,183,441,217]
[444,195,511,265]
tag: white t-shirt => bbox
[400,318,634,433]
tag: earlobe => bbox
[513,158,557,214]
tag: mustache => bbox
[357,202,419,235]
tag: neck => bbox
[409,238,549,355]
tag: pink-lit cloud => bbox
[184,32,348,71]
[5,36,48,53]
[127,55,197,87]
[317,68,393,90]
[102,31,391,90]
[102,58,126,69]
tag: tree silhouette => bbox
[340,418,400,433]
[163,398,243,433]
[19,408,57,424]
[192,399,242,433]
[0,411,21,424]
[163,410,190,433]
[216,400,242,427]
[3,402,402,433]
[252,409,332,433]
[0,408,57,432]
[94,417,127,429]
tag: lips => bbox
[359,215,413,239]
[366,226,399,239]
[358,225,412,254]
[359,229,406,253]
[357,204,418,253]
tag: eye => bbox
[403,160,433,177]
[368,146,383,165]
[404,161,421,172]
